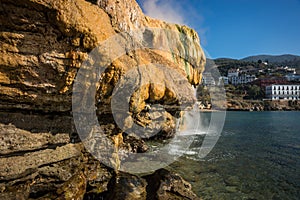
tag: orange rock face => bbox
[0,0,206,199]
[0,0,205,115]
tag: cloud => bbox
[138,0,208,46]
[140,0,185,24]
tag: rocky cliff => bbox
[0,0,205,114]
[0,0,205,199]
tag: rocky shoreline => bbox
[226,100,300,111]
[0,0,206,199]
[0,120,200,200]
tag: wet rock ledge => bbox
[0,123,200,200]
[0,0,206,199]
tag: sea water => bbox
[168,111,300,199]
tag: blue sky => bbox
[136,0,300,59]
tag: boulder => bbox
[105,172,148,200]
[144,169,200,200]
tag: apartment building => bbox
[266,84,300,100]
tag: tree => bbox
[248,85,263,99]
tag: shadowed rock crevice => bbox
[144,169,200,200]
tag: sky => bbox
[136,0,300,59]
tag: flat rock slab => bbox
[0,123,70,155]
[0,143,81,180]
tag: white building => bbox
[266,84,300,100]
[285,74,300,82]
[227,68,256,85]
[202,72,216,86]
[230,74,257,85]
[227,68,239,78]
[286,67,296,74]
[218,76,229,85]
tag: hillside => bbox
[212,58,260,77]
[212,54,300,76]
[241,54,300,64]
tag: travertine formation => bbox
[0,0,205,199]
[0,0,205,114]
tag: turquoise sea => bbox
[168,112,300,199]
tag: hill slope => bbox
[241,54,300,63]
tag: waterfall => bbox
[177,86,206,135]
[168,86,205,156]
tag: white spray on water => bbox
[169,86,208,157]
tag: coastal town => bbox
[199,57,300,110]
